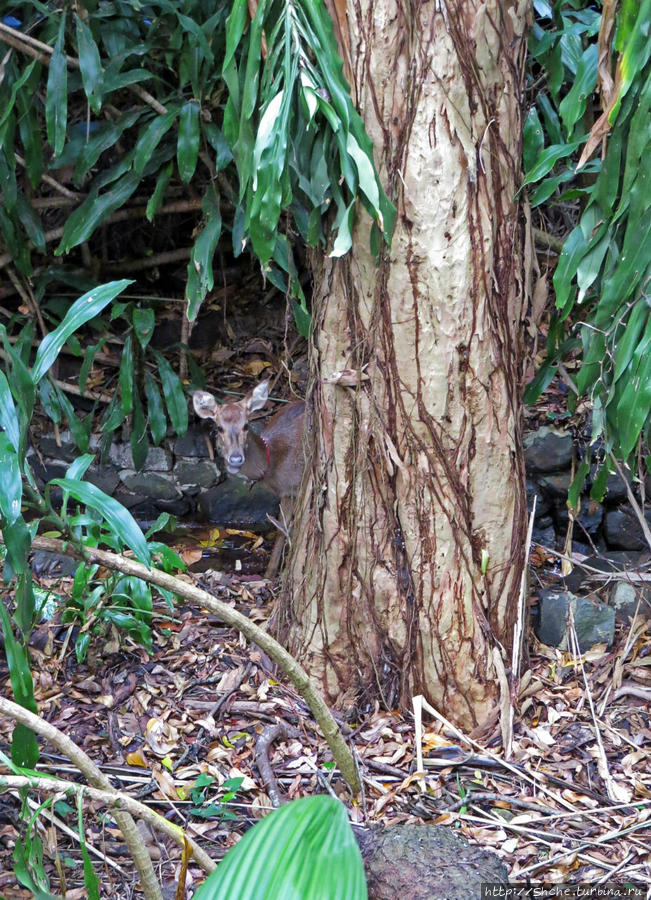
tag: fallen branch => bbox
[23,534,361,795]
[0,695,162,900]
[0,768,216,874]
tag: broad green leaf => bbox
[522,139,583,187]
[51,478,151,565]
[0,149,17,211]
[223,0,249,72]
[0,433,22,525]
[73,110,141,183]
[558,44,597,138]
[57,172,141,253]
[193,796,366,900]
[156,354,188,435]
[32,281,132,383]
[0,601,38,768]
[203,123,233,171]
[186,191,222,320]
[119,335,134,416]
[177,100,200,183]
[614,343,651,459]
[330,201,355,258]
[56,387,91,452]
[0,369,21,452]
[144,372,167,445]
[134,107,179,175]
[133,307,155,350]
[75,15,104,112]
[613,301,649,384]
[46,13,67,156]
[146,161,173,221]
[15,194,45,252]
[66,454,95,480]
[346,133,380,212]
[17,86,45,188]
[523,107,545,172]
[131,392,148,471]
[0,60,37,132]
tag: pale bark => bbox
[283,0,530,729]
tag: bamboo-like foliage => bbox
[523,0,650,488]
[0,1,394,324]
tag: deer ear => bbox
[247,379,269,412]
[193,391,219,419]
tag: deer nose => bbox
[228,453,244,467]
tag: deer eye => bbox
[215,425,224,433]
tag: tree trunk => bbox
[281,0,531,729]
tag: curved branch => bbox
[0,695,163,900]
[24,535,361,796]
[0,765,216,873]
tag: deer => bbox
[192,379,305,577]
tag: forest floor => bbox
[0,544,649,897]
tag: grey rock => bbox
[609,581,651,624]
[85,467,120,496]
[119,470,180,501]
[173,458,220,489]
[538,472,572,498]
[109,443,171,472]
[534,589,615,651]
[604,507,651,550]
[604,469,636,503]
[524,426,573,473]
[30,549,78,578]
[198,477,279,526]
[38,431,79,463]
[526,479,551,518]
[174,426,212,458]
[532,523,556,548]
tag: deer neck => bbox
[240,429,271,482]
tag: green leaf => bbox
[32,281,132,383]
[193,796,366,900]
[0,60,37,133]
[73,110,141,183]
[144,372,167,445]
[75,15,104,112]
[130,392,148,471]
[46,13,68,156]
[522,139,583,187]
[56,387,91,452]
[612,302,649,385]
[223,0,249,72]
[523,106,545,172]
[15,194,45,252]
[133,307,155,350]
[51,478,151,565]
[146,161,173,221]
[177,100,200,183]
[186,191,222,320]
[0,368,21,453]
[57,172,141,253]
[156,354,188,436]
[0,600,39,767]
[119,335,134,416]
[134,107,180,175]
[0,433,22,525]
[558,44,598,138]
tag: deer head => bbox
[192,380,269,475]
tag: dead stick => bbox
[0,695,162,900]
[0,769,216,874]
[20,535,362,796]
